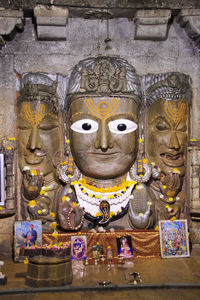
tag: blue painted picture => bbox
[159,219,190,258]
[71,235,87,260]
[14,220,42,261]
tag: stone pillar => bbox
[188,141,200,246]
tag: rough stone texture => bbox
[192,177,199,188]
[192,166,200,177]
[0,55,16,138]
[188,143,200,246]
[177,9,200,48]
[1,0,200,10]
[34,5,69,40]
[0,9,24,48]
[134,9,171,40]
[0,15,200,256]
[0,216,15,258]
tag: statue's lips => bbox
[87,152,120,156]
[25,151,45,165]
[160,152,184,167]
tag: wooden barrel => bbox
[26,255,72,287]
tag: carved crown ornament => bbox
[66,57,142,109]
[143,73,192,106]
[18,80,59,114]
[80,60,127,94]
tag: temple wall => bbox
[0,16,200,257]
[2,18,200,132]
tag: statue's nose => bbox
[26,127,42,150]
[169,131,180,150]
[94,122,113,151]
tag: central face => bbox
[68,97,139,179]
[147,99,188,175]
[18,101,61,176]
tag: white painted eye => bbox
[71,119,98,134]
[108,119,138,134]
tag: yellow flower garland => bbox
[71,178,137,194]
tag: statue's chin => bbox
[80,165,131,181]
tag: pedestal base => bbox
[26,256,72,287]
[0,275,7,285]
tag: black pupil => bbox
[82,123,92,130]
[117,124,127,131]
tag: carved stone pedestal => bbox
[26,256,72,287]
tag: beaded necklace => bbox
[71,179,137,220]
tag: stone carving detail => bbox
[177,9,200,49]
[0,9,24,48]
[0,139,16,216]
[144,72,192,226]
[14,64,192,232]
[58,56,147,231]
[188,141,200,219]
[17,73,63,228]
[134,9,171,41]
[67,56,141,101]
[57,60,192,232]
[84,9,113,20]
[34,5,69,41]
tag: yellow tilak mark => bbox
[85,98,119,121]
[164,101,186,123]
[23,103,46,127]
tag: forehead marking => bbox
[164,101,187,123]
[85,98,119,121]
[19,103,57,127]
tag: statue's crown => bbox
[66,56,141,109]
[80,59,127,94]
[144,73,192,106]
[18,74,59,114]
[23,81,57,97]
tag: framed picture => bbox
[71,235,87,260]
[116,235,133,258]
[92,243,103,260]
[14,220,42,261]
[0,153,4,206]
[159,219,190,258]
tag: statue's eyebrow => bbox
[69,111,95,119]
[107,112,138,122]
[70,111,138,123]
[149,115,170,125]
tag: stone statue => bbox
[57,56,154,231]
[17,73,63,228]
[144,72,192,224]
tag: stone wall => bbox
[0,15,200,258]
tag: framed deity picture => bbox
[14,220,42,261]
[116,235,134,258]
[0,153,5,206]
[92,243,103,260]
[159,219,190,258]
[71,235,87,260]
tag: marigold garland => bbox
[71,178,137,193]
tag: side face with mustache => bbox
[18,101,61,176]
[147,99,188,176]
[68,97,139,180]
